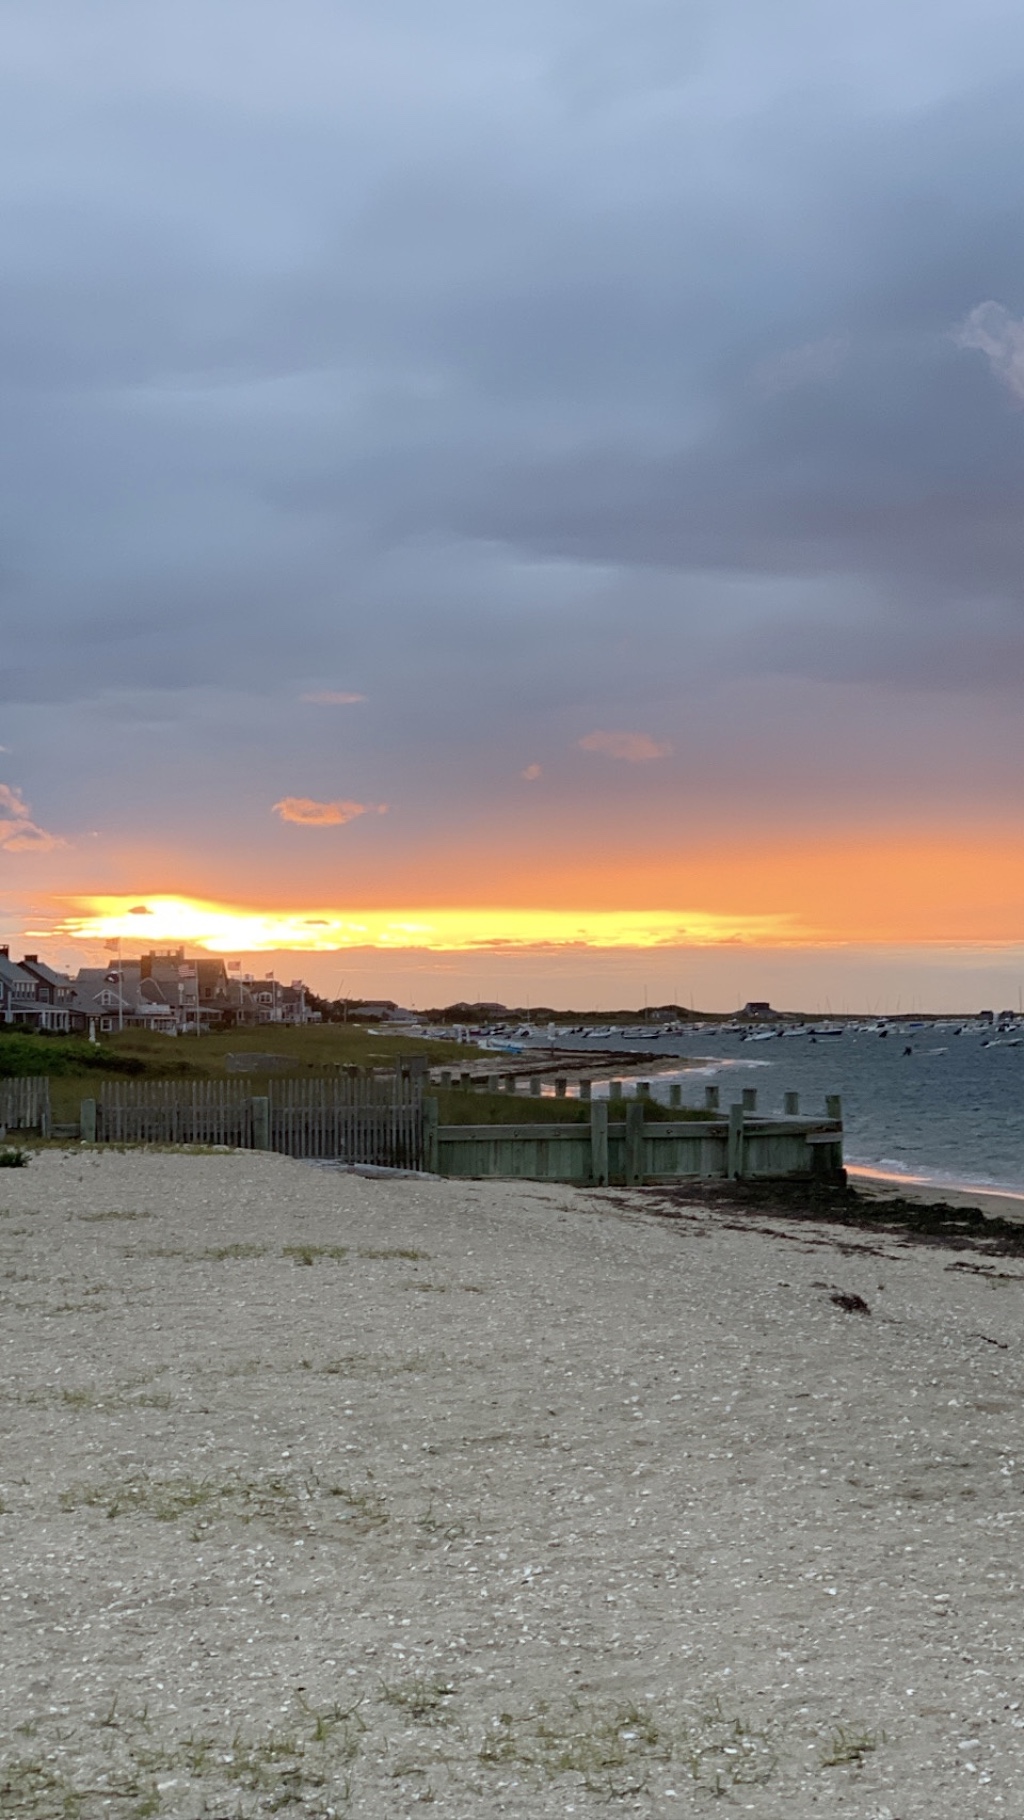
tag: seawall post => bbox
[727,1103,745,1179]
[590,1098,609,1185]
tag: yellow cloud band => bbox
[51,895,799,953]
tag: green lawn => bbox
[0,1022,474,1081]
[2,1024,481,1129]
[97,1021,474,1075]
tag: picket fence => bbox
[81,1074,424,1168]
[0,1076,51,1136]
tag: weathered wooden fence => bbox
[79,1075,424,1167]
[425,1094,843,1185]
[2,1073,841,1185]
[0,1076,51,1136]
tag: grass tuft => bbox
[478,1694,780,1797]
[58,1468,386,1534]
[283,1244,349,1265]
[379,1678,456,1724]
[201,1242,267,1261]
[78,1209,152,1223]
[820,1725,880,1767]
[359,1246,430,1262]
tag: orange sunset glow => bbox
[41,832,1024,960]
[52,896,799,954]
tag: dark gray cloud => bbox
[4,0,1024,851]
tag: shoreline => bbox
[848,1162,1024,1224]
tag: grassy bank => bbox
[2,1025,478,1128]
[0,1023,473,1081]
[434,1089,711,1125]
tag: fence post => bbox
[608,1079,622,1101]
[727,1103,745,1179]
[40,1080,52,1140]
[705,1084,720,1112]
[741,1087,757,1112]
[669,1084,682,1109]
[530,1076,542,1097]
[252,1096,270,1151]
[554,1077,567,1098]
[487,1073,499,1093]
[590,1098,609,1185]
[625,1099,645,1187]
[439,1070,452,1090]
[80,1098,97,1145]
[423,1096,440,1173]
[637,1080,651,1099]
[825,1093,842,1122]
[784,1091,800,1115]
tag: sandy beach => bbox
[2,1149,1023,1818]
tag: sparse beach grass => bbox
[2,1146,1022,1816]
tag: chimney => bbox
[0,945,8,958]
[23,954,38,963]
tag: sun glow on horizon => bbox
[49,895,801,954]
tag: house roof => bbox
[19,958,73,989]
[0,955,38,991]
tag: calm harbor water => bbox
[534,1028,1024,1197]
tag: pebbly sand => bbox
[1,1150,1023,1818]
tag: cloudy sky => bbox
[4,0,1024,1007]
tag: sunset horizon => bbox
[4,3,1024,1014]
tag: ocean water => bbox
[537,1028,1024,1197]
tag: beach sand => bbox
[2,1148,1023,1818]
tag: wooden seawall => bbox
[424,1095,843,1185]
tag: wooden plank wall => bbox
[433,1107,843,1185]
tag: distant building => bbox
[741,1001,774,1019]
[0,948,54,1027]
[19,956,76,1030]
[0,943,318,1037]
[71,965,176,1034]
